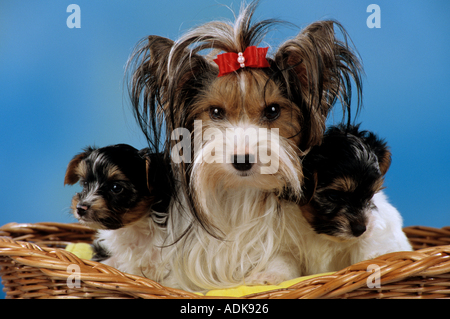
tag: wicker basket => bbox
[1,222,450,299]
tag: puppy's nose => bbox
[76,204,89,217]
[351,223,366,237]
[232,154,254,171]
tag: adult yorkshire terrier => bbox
[299,124,412,274]
[125,1,363,291]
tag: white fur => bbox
[97,216,167,279]
[161,190,305,291]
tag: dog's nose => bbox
[351,223,366,237]
[232,154,254,171]
[76,204,89,217]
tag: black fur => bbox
[301,124,390,238]
[140,150,173,226]
[91,239,111,262]
[65,144,173,230]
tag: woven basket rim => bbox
[2,222,450,299]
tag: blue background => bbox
[1,1,449,298]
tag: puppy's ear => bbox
[378,150,391,176]
[300,170,318,206]
[373,142,391,176]
[138,148,153,193]
[360,132,392,176]
[64,153,85,185]
[274,21,363,150]
[64,147,94,185]
[138,149,174,213]
[299,152,318,206]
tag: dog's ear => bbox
[274,21,363,150]
[339,124,391,176]
[299,169,318,206]
[64,153,86,185]
[299,150,318,206]
[64,147,94,185]
[369,137,392,176]
[128,36,174,109]
[138,148,154,193]
[358,131,392,176]
[128,36,175,152]
[138,149,174,213]
[128,35,214,151]
[377,149,391,176]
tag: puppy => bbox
[64,144,172,272]
[299,124,412,274]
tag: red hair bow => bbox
[214,46,270,77]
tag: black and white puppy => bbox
[299,124,412,274]
[64,144,171,267]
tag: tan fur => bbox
[378,149,392,176]
[329,176,357,192]
[300,202,315,224]
[64,152,88,185]
[121,196,154,225]
[107,166,129,181]
[192,71,303,147]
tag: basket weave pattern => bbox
[1,222,450,299]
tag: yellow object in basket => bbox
[204,272,335,297]
[62,243,334,298]
[65,243,94,260]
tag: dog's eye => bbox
[324,191,342,202]
[209,106,225,121]
[263,104,281,121]
[110,183,123,194]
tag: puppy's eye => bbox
[324,191,342,202]
[262,104,281,121]
[110,183,123,194]
[209,106,225,121]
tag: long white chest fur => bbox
[159,188,307,292]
